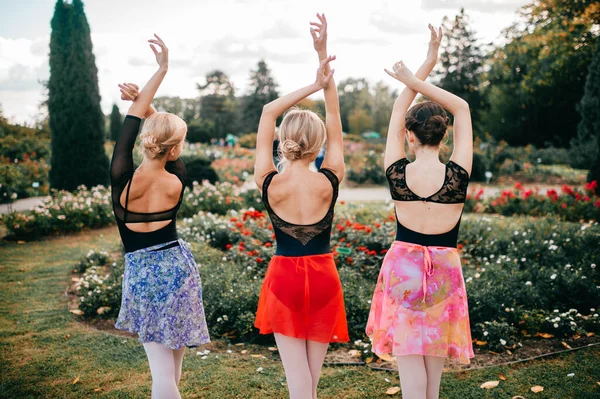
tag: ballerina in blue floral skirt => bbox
[110,34,209,399]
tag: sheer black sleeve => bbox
[110,115,142,189]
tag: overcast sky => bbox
[0,0,530,125]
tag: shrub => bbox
[181,156,219,186]
[239,133,258,149]
[187,119,215,143]
[76,255,123,319]
[0,185,113,239]
[0,157,50,203]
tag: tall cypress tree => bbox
[579,38,600,193]
[109,104,122,141]
[48,0,108,191]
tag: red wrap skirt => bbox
[254,253,349,343]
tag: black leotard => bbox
[110,115,186,253]
[385,158,470,248]
[262,168,339,257]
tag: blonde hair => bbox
[139,112,187,159]
[277,108,326,168]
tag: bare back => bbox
[396,161,464,234]
[386,157,470,246]
[119,169,183,233]
[263,168,334,225]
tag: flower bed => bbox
[0,156,50,203]
[74,205,600,352]
[465,181,600,221]
[1,185,113,239]
[1,182,263,240]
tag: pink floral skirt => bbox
[366,240,474,364]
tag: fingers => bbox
[319,54,336,68]
[310,22,322,28]
[149,43,159,56]
[127,83,139,90]
[120,89,135,101]
[384,69,397,79]
[149,40,167,53]
[428,23,436,39]
[438,26,443,38]
[317,12,327,25]
[149,33,168,53]
[310,28,318,41]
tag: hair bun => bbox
[423,115,448,134]
[140,135,163,155]
[280,139,303,160]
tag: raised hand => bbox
[118,83,139,101]
[148,34,168,70]
[310,13,328,53]
[385,61,418,86]
[316,55,336,89]
[426,24,443,64]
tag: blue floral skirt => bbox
[115,239,210,349]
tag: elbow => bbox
[262,103,275,117]
[457,99,470,111]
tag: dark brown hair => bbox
[405,101,449,147]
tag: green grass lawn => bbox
[1,226,599,398]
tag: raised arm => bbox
[386,61,473,174]
[119,83,157,118]
[110,35,169,184]
[384,25,442,170]
[310,13,344,180]
[127,34,168,118]
[254,57,335,188]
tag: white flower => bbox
[550,274,557,280]
[567,373,574,377]
[256,367,264,373]
[554,323,559,328]
[483,331,488,336]
[500,339,507,345]
[521,258,526,262]
[525,281,532,286]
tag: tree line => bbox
[47,0,600,191]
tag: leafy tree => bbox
[576,37,600,190]
[483,0,600,147]
[48,0,108,190]
[371,81,397,136]
[197,70,237,139]
[240,60,279,133]
[348,108,374,135]
[434,8,486,133]
[153,96,200,122]
[109,104,122,141]
[337,78,371,133]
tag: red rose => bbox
[225,244,232,250]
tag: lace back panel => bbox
[386,158,469,203]
[262,168,339,246]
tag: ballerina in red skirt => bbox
[253,14,349,399]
